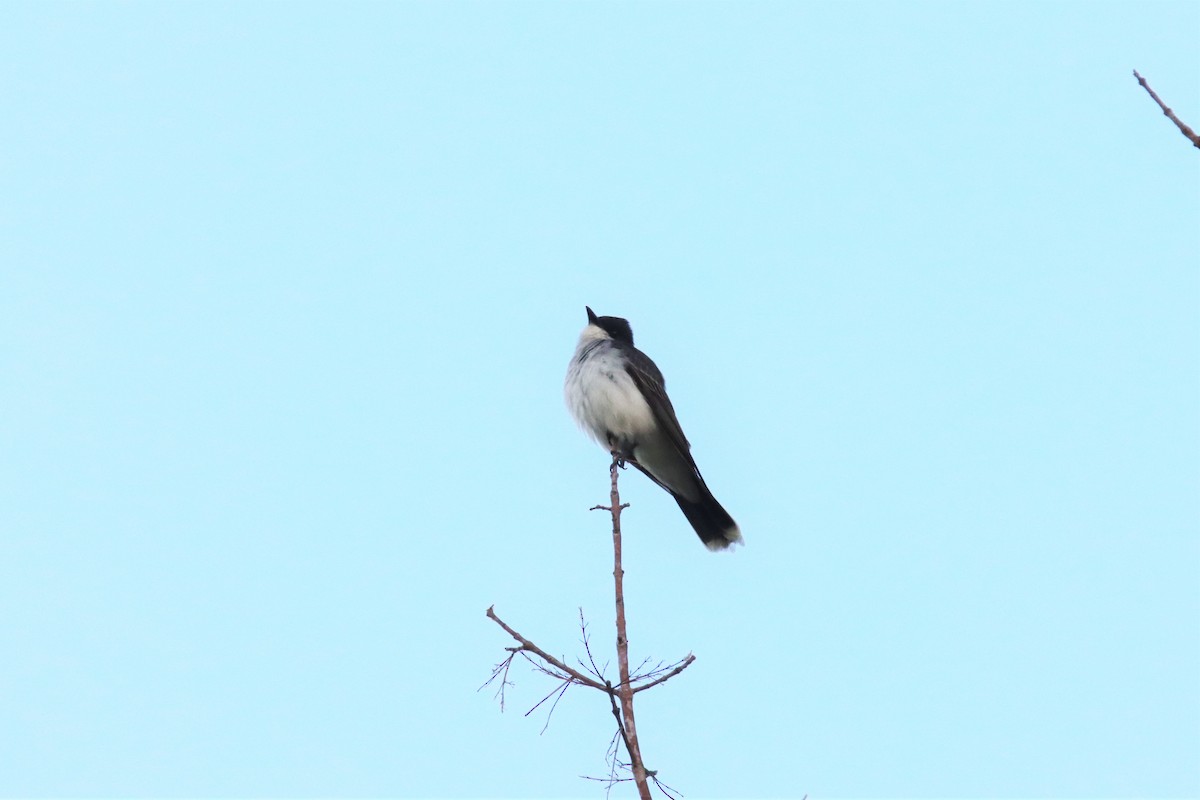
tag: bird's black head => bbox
[586,306,634,346]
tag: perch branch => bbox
[485,451,695,796]
[603,453,654,799]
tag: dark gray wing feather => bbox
[620,343,698,471]
[618,341,740,549]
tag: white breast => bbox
[564,333,657,449]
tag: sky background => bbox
[1,2,1197,798]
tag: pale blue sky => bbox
[1,2,1197,798]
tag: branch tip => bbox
[1131,69,1200,149]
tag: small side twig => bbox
[649,773,683,800]
[481,649,518,711]
[578,609,610,683]
[1133,70,1200,149]
[527,678,572,734]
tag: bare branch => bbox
[485,606,611,693]
[1133,70,1200,149]
[485,452,694,796]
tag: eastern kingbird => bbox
[565,307,742,550]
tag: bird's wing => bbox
[622,344,697,465]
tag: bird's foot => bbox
[609,450,631,470]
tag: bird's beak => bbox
[586,306,598,324]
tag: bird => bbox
[564,306,742,550]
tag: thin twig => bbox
[580,727,635,799]
[1133,70,1200,149]
[526,678,572,734]
[579,609,611,683]
[630,654,693,683]
[517,649,572,682]
[632,653,697,694]
[479,651,518,711]
[650,773,684,800]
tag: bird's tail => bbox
[673,485,742,551]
